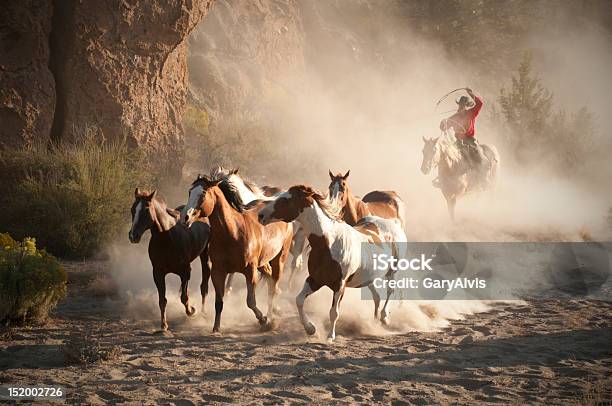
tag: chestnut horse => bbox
[328,170,406,227]
[206,166,307,289]
[181,175,293,332]
[129,189,210,331]
[258,185,407,342]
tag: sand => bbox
[0,260,610,405]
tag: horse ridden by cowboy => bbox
[439,88,488,185]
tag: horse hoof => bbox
[304,322,316,336]
[212,327,220,334]
[187,306,197,317]
[260,319,277,331]
[327,336,336,344]
[380,317,389,326]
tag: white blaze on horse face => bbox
[183,185,203,224]
[229,174,260,203]
[330,181,341,200]
[129,200,144,241]
[258,191,291,225]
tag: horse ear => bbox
[148,190,157,200]
[197,173,203,180]
[135,187,140,196]
[343,170,350,179]
[422,136,427,142]
[328,170,334,180]
[232,167,239,175]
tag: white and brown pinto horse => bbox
[258,185,407,342]
[129,189,210,331]
[181,175,293,332]
[421,134,499,220]
[328,170,406,227]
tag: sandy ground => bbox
[1,261,611,405]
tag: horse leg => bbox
[328,283,346,343]
[380,284,395,326]
[180,267,197,317]
[288,226,307,288]
[200,248,210,314]
[296,277,320,335]
[245,267,268,328]
[153,270,168,331]
[367,284,381,319]
[224,273,235,295]
[211,270,227,333]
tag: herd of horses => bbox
[129,135,499,341]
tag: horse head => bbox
[328,169,350,203]
[181,175,221,226]
[259,185,317,225]
[421,136,441,175]
[129,188,158,243]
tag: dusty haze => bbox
[111,1,612,335]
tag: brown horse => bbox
[182,176,293,332]
[129,189,211,331]
[328,170,406,226]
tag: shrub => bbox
[0,127,151,258]
[0,233,67,324]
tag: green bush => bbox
[0,128,150,258]
[0,233,67,324]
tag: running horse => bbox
[181,175,293,332]
[129,189,210,331]
[208,167,307,289]
[421,133,499,220]
[328,170,406,226]
[258,185,407,342]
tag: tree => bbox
[498,53,596,172]
[498,53,554,162]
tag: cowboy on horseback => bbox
[439,87,487,184]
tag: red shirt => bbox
[440,95,483,138]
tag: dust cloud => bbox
[108,1,612,336]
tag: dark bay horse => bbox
[129,189,210,331]
[181,176,293,332]
[328,170,406,226]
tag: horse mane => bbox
[310,189,343,222]
[217,179,247,213]
[210,166,266,200]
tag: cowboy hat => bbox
[456,95,475,108]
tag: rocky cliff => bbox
[1,0,213,175]
[187,0,305,120]
[0,0,55,148]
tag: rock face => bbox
[1,0,213,175]
[188,0,305,119]
[0,0,55,148]
[52,0,214,175]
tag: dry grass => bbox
[63,332,121,365]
